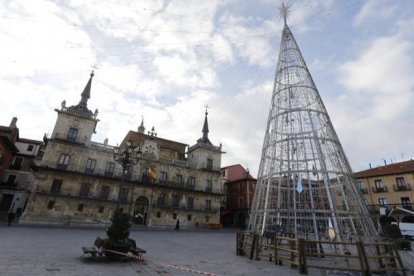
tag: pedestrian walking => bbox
[175,219,180,230]
[8,204,16,226]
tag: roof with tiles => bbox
[354,160,414,178]
[17,138,43,144]
[222,164,256,182]
[122,130,188,158]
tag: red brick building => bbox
[0,118,19,183]
[220,164,256,228]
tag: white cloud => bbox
[354,0,397,27]
[334,26,414,170]
[339,35,414,121]
[217,13,279,68]
[1,0,414,178]
[0,1,94,78]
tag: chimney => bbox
[9,117,17,128]
[384,160,387,165]
[369,163,372,169]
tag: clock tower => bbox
[187,109,224,170]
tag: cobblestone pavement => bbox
[0,225,308,276]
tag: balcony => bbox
[123,173,132,181]
[402,204,413,211]
[152,203,218,213]
[36,190,130,204]
[84,168,95,174]
[393,183,411,192]
[99,194,109,200]
[358,188,368,194]
[9,164,22,170]
[50,189,61,195]
[78,191,89,198]
[66,136,76,142]
[40,160,125,178]
[372,186,388,193]
[157,180,186,189]
[186,183,195,190]
[118,197,128,203]
[57,164,68,171]
[104,171,114,177]
[90,141,115,152]
[52,132,85,144]
[0,181,18,189]
[367,203,414,214]
[36,161,223,195]
[156,201,165,208]
[159,158,188,168]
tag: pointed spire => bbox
[202,108,209,138]
[79,71,94,107]
[138,116,145,134]
[65,71,94,119]
[199,106,212,145]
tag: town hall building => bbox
[20,72,224,228]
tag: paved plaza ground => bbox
[0,224,309,276]
[1,224,414,275]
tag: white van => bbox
[399,216,414,240]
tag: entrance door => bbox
[235,212,246,229]
[133,196,149,225]
[0,194,14,211]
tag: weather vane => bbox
[279,2,291,25]
[90,64,99,76]
[204,104,209,114]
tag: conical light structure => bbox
[248,20,377,243]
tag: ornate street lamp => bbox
[113,140,141,180]
[113,140,142,212]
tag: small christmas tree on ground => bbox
[103,209,135,258]
[107,209,132,242]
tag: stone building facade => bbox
[20,73,224,228]
[0,118,44,219]
[354,160,414,223]
[220,164,256,228]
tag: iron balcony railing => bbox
[49,133,116,153]
[152,203,218,213]
[0,183,25,191]
[157,180,197,190]
[367,203,414,214]
[358,187,368,194]
[9,164,22,170]
[36,190,132,204]
[393,183,411,192]
[372,186,388,193]
[38,161,221,194]
[84,168,95,174]
[1,181,18,187]
[52,132,86,144]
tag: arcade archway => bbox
[133,196,149,225]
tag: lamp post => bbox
[113,140,141,211]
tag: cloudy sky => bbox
[1,0,414,176]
